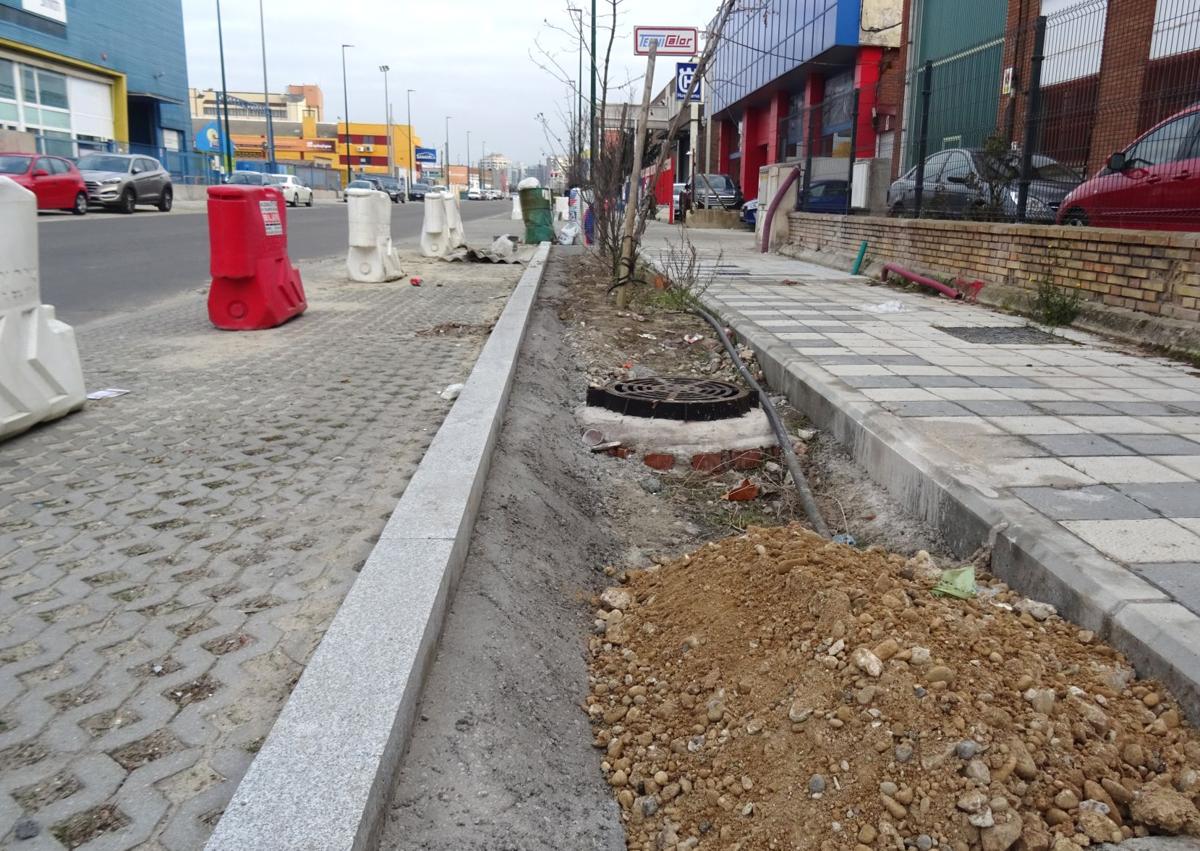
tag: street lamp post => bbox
[379,65,392,179]
[481,139,485,190]
[466,130,471,188]
[215,0,234,177]
[568,7,583,179]
[590,0,596,177]
[406,89,415,193]
[258,0,276,171]
[444,115,451,189]
[341,43,354,186]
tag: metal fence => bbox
[22,132,343,191]
[897,0,1200,227]
[777,85,862,215]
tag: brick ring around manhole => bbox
[586,377,756,422]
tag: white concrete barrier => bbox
[346,188,403,282]
[0,177,85,442]
[511,194,522,220]
[554,195,569,221]
[420,190,449,257]
[443,192,466,251]
[420,190,466,258]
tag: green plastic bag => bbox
[931,565,977,599]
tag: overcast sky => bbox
[182,0,717,165]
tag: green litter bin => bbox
[519,187,555,245]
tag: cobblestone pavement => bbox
[0,253,521,850]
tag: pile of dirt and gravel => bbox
[587,525,1200,851]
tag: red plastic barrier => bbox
[207,185,306,330]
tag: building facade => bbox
[896,0,1200,177]
[0,0,190,156]
[335,121,422,181]
[707,0,904,200]
[189,84,422,184]
[189,84,324,124]
[480,152,511,191]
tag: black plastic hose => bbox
[691,307,832,538]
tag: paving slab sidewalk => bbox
[645,221,1200,719]
[0,253,522,850]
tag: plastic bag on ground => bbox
[558,222,581,245]
[931,564,978,599]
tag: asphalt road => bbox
[37,199,518,326]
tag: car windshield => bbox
[1028,158,1079,182]
[0,155,31,174]
[348,180,371,188]
[971,153,1078,184]
[230,173,264,184]
[77,155,131,172]
[698,174,733,192]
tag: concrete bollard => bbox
[420,189,449,257]
[420,190,466,258]
[443,192,466,251]
[346,187,403,282]
[511,194,522,220]
[0,177,85,442]
[555,195,569,221]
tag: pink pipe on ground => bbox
[760,166,803,253]
[880,262,963,300]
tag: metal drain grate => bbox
[935,326,1071,346]
[586,377,756,421]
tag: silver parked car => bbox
[77,153,173,213]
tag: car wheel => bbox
[119,187,137,214]
[289,193,298,207]
[1062,208,1088,227]
[157,186,173,212]
[306,192,314,207]
[71,191,88,215]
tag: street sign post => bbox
[634,26,698,56]
[675,62,701,101]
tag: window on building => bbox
[1152,0,1200,58]
[1040,0,1107,85]
[37,70,68,109]
[0,59,14,101]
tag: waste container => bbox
[519,187,555,245]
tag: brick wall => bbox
[786,212,1200,322]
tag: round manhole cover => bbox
[586,376,756,421]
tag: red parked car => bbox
[1057,103,1200,231]
[0,152,88,215]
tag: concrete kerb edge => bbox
[711,300,1200,726]
[203,242,553,851]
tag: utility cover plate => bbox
[934,326,1071,346]
[586,376,756,421]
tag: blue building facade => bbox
[0,0,190,156]
[706,0,901,200]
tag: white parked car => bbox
[266,173,314,207]
[467,188,482,200]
